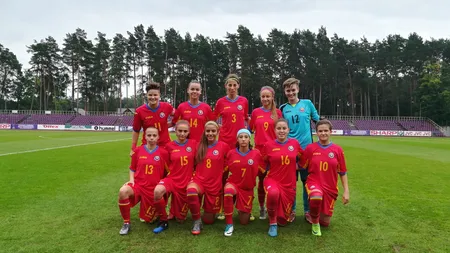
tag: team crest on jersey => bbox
[328,152,335,159]
[154,156,160,161]
[186,147,192,152]
[198,110,203,115]
[248,159,254,165]
[237,105,243,110]
[288,145,294,151]
[300,107,305,112]
[213,150,219,156]
[159,112,165,118]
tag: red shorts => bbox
[227,182,254,213]
[263,178,295,225]
[305,182,337,217]
[191,179,222,214]
[128,183,157,222]
[158,178,189,220]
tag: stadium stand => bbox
[0,111,446,137]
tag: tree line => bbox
[1,25,449,125]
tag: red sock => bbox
[155,198,168,221]
[266,187,279,225]
[119,198,131,223]
[187,187,201,221]
[224,188,236,225]
[309,191,323,224]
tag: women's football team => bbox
[118,74,350,237]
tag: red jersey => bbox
[299,142,347,195]
[133,102,174,146]
[225,148,265,191]
[130,145,169,194]
[249,107,282,147]
[263,138,303,189]
[172,101,213,142]
[164,139,198,189]
[214,96,249,145]
[193,141,230,194]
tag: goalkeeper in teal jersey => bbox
[279,77,320,223]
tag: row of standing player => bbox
[120,74,350,236]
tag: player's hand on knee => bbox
[124,181,134,187]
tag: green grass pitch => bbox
[1,130,449,253]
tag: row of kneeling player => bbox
[118,118,350,237]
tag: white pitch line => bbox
[0,138,129,157]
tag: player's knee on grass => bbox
[320,214,331,227]
[239,211,251,225]
[118,184,133,199]
[154,185,166,201]
[202,213,215,224]
[277,217,288,226]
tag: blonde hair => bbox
[283,77,299,89]
[175,119,190,130]
[260,86,278,121]
[195,121,219,165]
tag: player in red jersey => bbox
[263,118,303,237]
[152,120,197,233]
[223,129,265,236]
[172,80,213,142]
[249,86,282,219]
[130,82,174,155]
[117,127,170,235]
[213,74,249,220]
[299,119,350,236]
[214,74,249,149]
[186,121,230,235]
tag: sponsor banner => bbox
[404,131,432,137]
[370,130,399,136]
[312,129,343,135]
[344,130,370,136]
[12,124,37,130]
[370,130,432,137]
[64,125,93,131]
[38,124,65,130]
[116,126,133,132]
[0,123,11,129]
[93,125,115,131]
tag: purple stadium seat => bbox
[70,115,120,125]
[22,114,75,124]
[0,114,27,124]
[115,116,134,126]
[354,120,403,130]
[310,120,351,130]
[398,120,436,131]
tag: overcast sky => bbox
[1,0,449,69]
